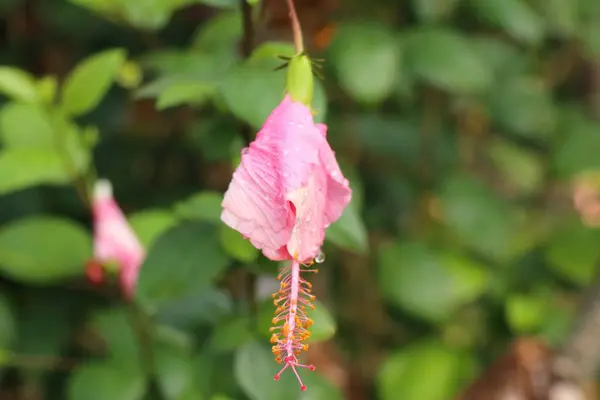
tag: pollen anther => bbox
[269,259,319,391]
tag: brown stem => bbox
[285,0,304,54]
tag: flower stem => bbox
[285,0,304,54]
[126,300,167,400]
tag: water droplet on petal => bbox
[241,147,249,156]
[315,250,325,264]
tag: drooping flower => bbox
[221,55,352,390]
[221,95,352,263]
[91,179,145,298]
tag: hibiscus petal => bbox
[286,170,328,263]
[315,123,352,225]
[221,96,352,263]
[221,146,294,260]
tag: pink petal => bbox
[92,180,145,298]
[315,123,352,225]
[221,143,295,260]
[286,169,327,262]
[221,96,352,263]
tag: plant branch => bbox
[285,0,304,54]
[126,300,166,399]
[49,112,92,209]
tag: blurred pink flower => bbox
[92,179,145,298]
[221,95,352,263]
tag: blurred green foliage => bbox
[0,0,599,399]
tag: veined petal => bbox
[221,145,294,260]
[286,170,327,263]
[315,123,352,225]
[221,95,352,263]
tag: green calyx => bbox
[286,53,314,106]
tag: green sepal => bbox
[286,53,314,106]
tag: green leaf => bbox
[469,37,527,77]
[210,316,254,352]
[257,298,337,343]
[221,63,327,129]
[0,105,89,176]
[117,60,143,89]
[378,242,488,322]
[235,340,344,400]
[304,300,337,343]
[90,308,139,362]
[61,48,126,116]
[0,216,92,283]
[68,361,145,400]
[0,103,53,148]
[0,67,38,103]
[0,294,15,348]
[220,225,259,263]
[175,191,223,224]
[137,221,230,307]
[406,28,491,93]
[36,75,58,104]
[156,81,216,110]
[412,0,461,22]
[0,148,72,195]
[128,209,178,248]
[156,288,233,329]
[326,200,368,254]
[121,1,175,30]
[553,111,600,178]
[155,333,197,399]
[377,340,469,400]
[505,292,548,334]
[235,341,290,400]
[331,24,401,103]
[440,175,518,263]
[249,42,295,69]
[469,0,544,44]
[582,22,600,59]
[534,0,579,37]
[140,51,219,79]
[545,221,600,286]
[192,11,241,54]
[197,0,237,8]
[488,139,544,195]
[490,76,556,139]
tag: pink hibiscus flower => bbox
[91,179,145,298]
[221,95,352,390]
[221,95,352,264]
